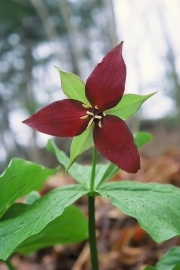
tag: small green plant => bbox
[1,43,180,270]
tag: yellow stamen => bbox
[95,105,99,109]
[87,117,94,129]
[82,104,92,108]
[94,115,102,119]
[103,112,106,116]
[86,111,94,116]
[98,120,102,128]
[80,115,89,119]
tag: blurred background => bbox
[0,1,180,269]
[0,0,180,171]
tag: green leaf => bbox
[24,191,41,205]
[66,125,94,171]
[0,202,87,254]
[173,264,180,270]
[47,130,152,190]
[47,139,69,166]
[106,92,156,119]
[0,158,57,217]
[17,205,88,254]
[1,192,41,221]
[47,139,90,187]
[155,246,180,270]
[55,67,90,105]
[0,184,87,260]
[133,131,153,148]
[97,181,180,242]
[0,203,28,221]
[95,162,119,188]
[96,131,152,188]
[47,139,109,189]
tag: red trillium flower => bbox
[23,42,140,173]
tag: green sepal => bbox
[55,66,90,105]
[106,92,156,119]
[133,131,153,148]
[66,125,94,172]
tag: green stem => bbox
[88,196,99,270]
[5,258,16,270]
[88,147,99,270]
[90,147,97,192]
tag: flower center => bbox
[80,104,106,129]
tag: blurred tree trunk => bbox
[59,0,81,76]
[0,102,28,162]
[30,0,58,41]
[101,0,118,47]
[30,0,62,59]
[20,43,42,164]
[165,43,180,116]
[158,7,180,117]
[31,0,81,76]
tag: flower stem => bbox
[88,147,99,270]
[5,258,16,270]
[90,147,97,192]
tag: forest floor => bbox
[1,123,180,270]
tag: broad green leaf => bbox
[155,246,180,270]
[0,203,28,221]
[47,130,152,190]
[1,192,41,221]
[55,67,90,105]
[47,139,90,187]
[173,264,180,270]
[0,158,57,217]
[97,181,180,242]
[47,139,109,189]
[95,162,119,188]
[17,205,88,254]
[96,131,153,188]
[134,131,153,148]
[0,184,87,260]
[93,163,111,189]
[66,125,94,171]
[47,139,69,166]
[0,201,87,253]
[24,191,41,205]
[106,92,156,119]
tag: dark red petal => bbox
[85,42,126,111]
[23,99,89,137]
[93,115,140,173]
